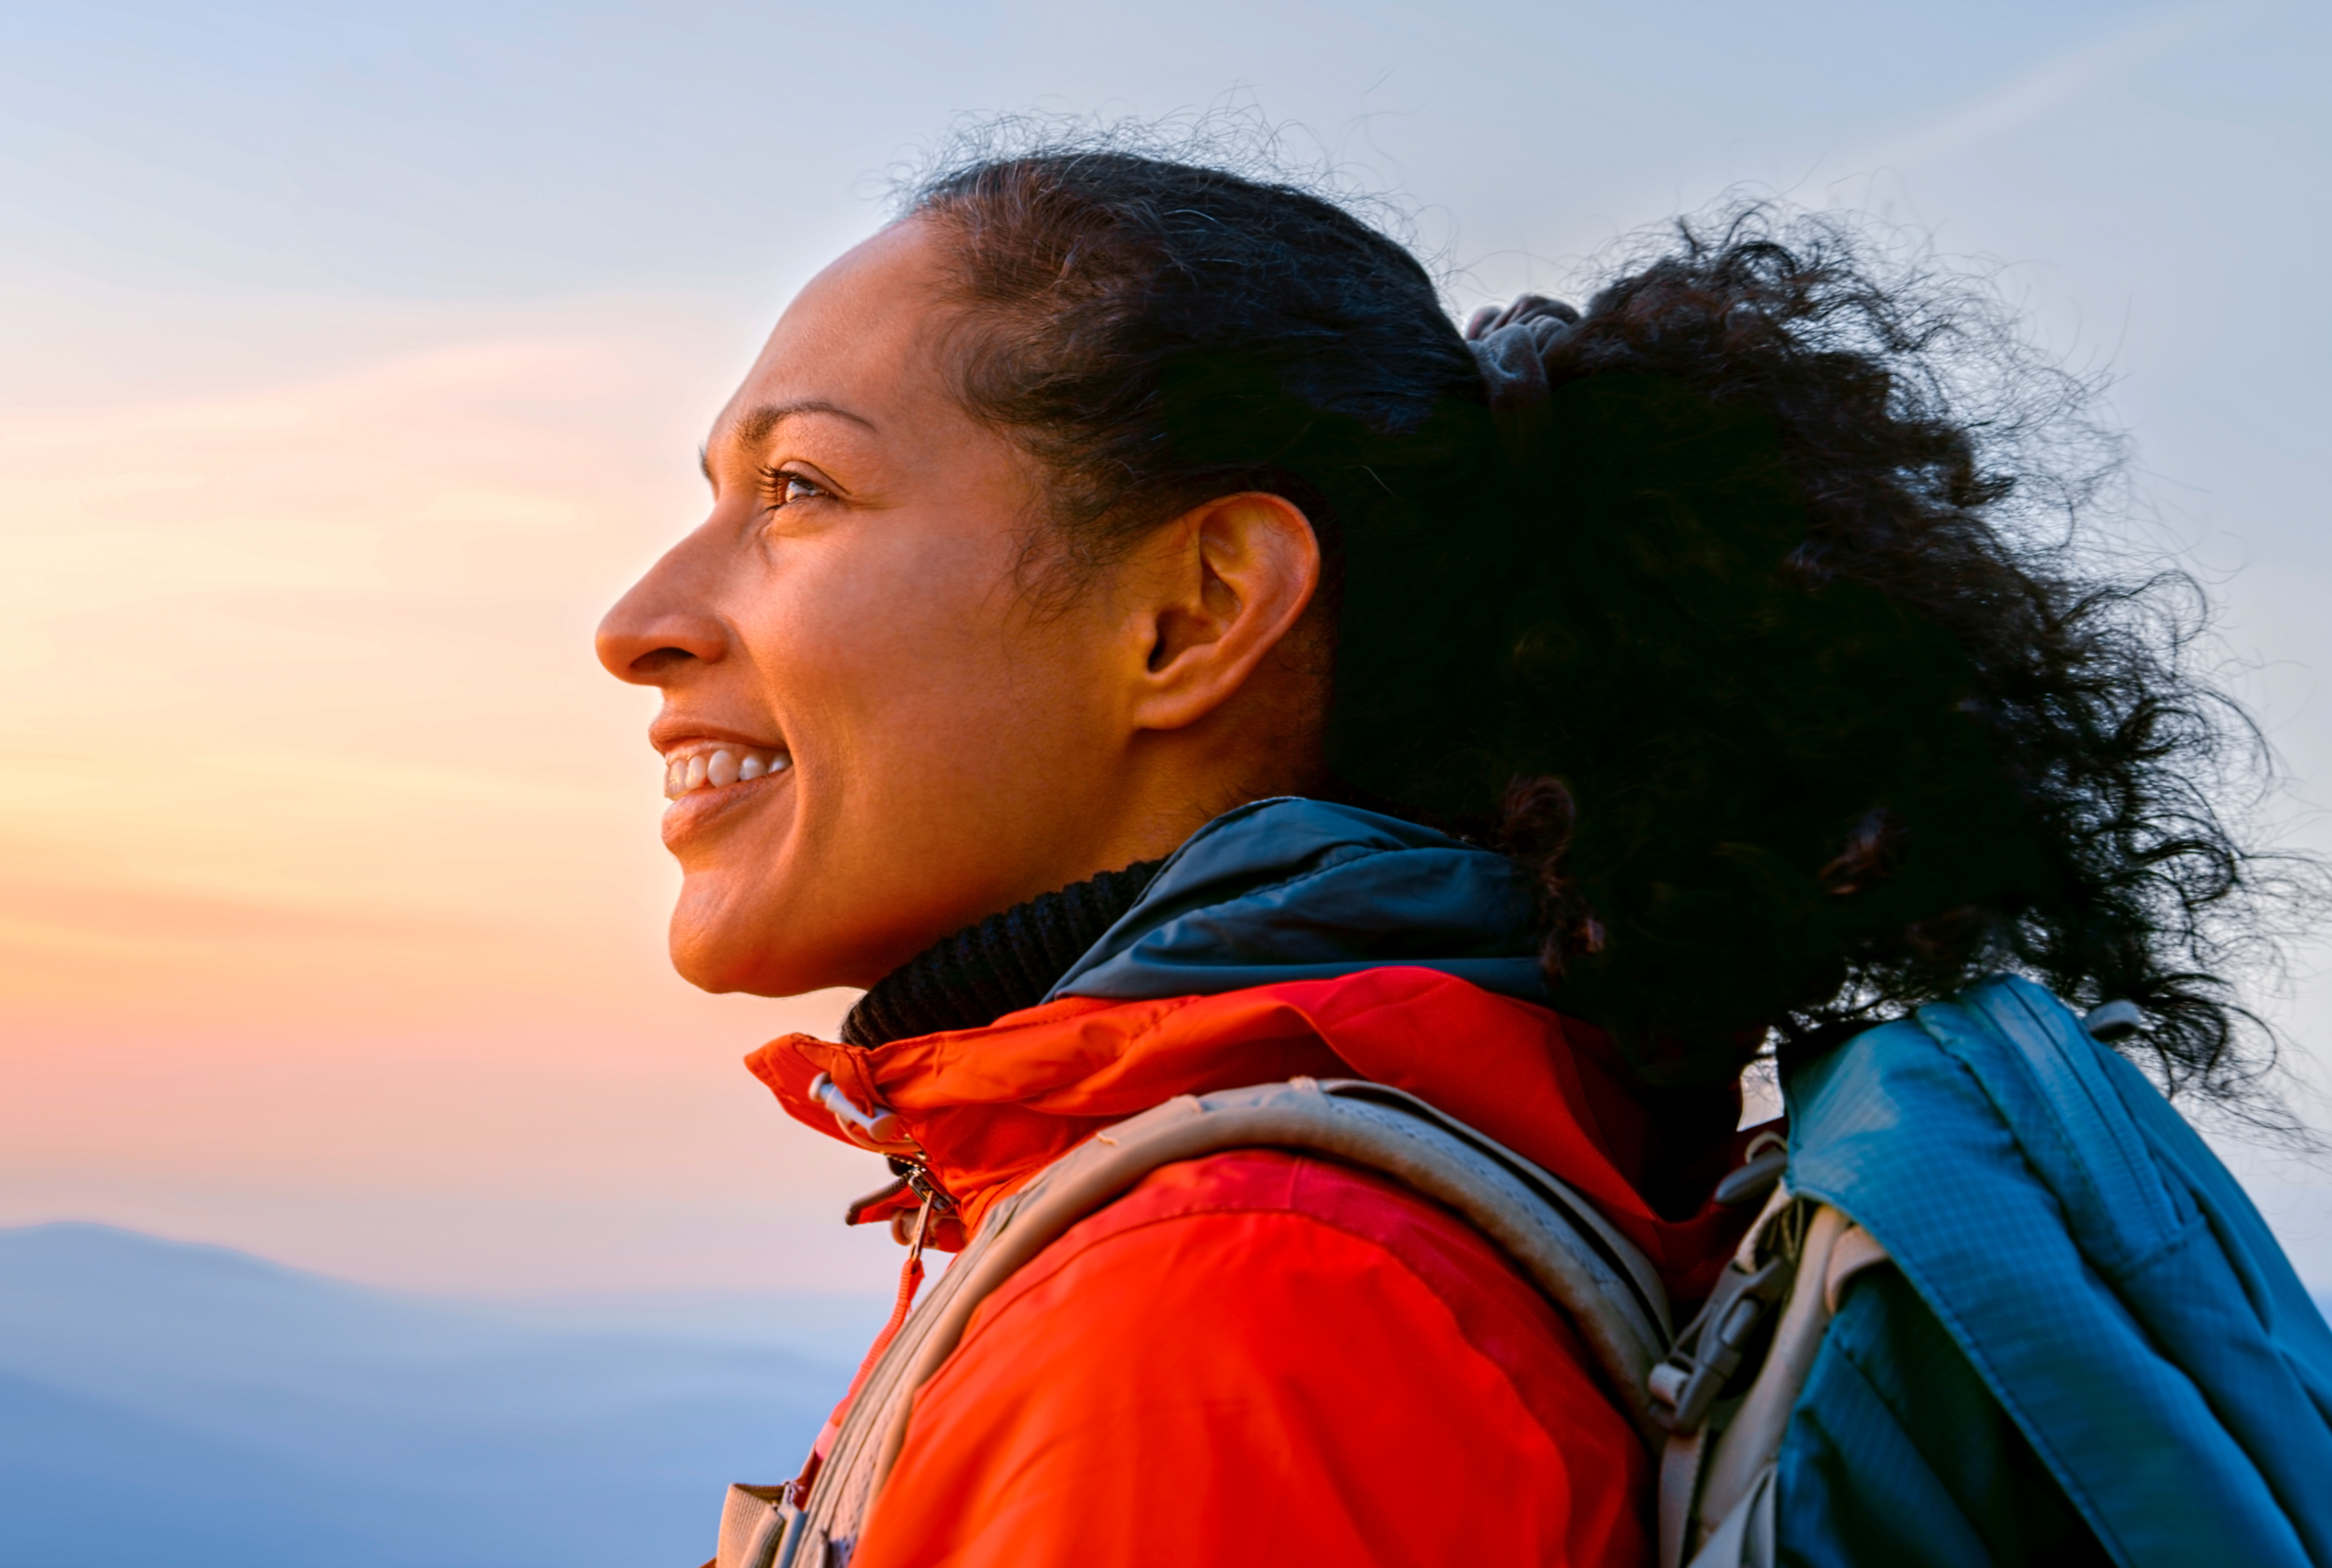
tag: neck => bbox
[840,859,1166,1047]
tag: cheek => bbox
[819,610,1094,801]
[743,533,1081,801]
[669,524,1124,992]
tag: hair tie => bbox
[1465,294,1581,412]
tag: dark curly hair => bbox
[905,134,2298,1099]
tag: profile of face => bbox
[596,219,1326,997]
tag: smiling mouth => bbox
[662,740,791,802]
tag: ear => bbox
[1120,491,1322,733]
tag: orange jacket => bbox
[748,967,1754,1566]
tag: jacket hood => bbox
[1048,797,1550,1004]
[747,967,1755,1302]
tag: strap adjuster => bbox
[1646,1252,1792,1434]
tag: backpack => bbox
[1659,977,2332,1568]
[708,979,2332,1568]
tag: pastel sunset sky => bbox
[4,0,2328,1296]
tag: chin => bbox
[668,887,776,995]
[670,926,808,997]
[666,883,853,998]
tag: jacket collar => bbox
[748,967,1752,1302]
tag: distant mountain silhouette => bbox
[0,1223,885,1567]
[6,1221,2325,1564]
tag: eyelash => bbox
[756,465,828,512]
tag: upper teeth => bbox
[663,746,789,801]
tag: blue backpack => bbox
[1651,977,2332,1567]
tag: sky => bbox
[2,0,2329,1296]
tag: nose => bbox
[595,529,731,686]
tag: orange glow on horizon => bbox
[0,289,902,1293]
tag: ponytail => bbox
[912,139,2293,1100]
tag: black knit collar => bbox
[840,860,1166,1048]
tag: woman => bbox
[597,142,2286,1566]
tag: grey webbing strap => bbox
[1659,1428,1709,1568]
[709,1485,785,1568]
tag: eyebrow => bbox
[701,399,878,483]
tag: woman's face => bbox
[598,220,1244,996]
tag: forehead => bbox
[709,219,961,452]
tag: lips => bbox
[660,739,791,802]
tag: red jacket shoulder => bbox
[853,1149,1650,1568]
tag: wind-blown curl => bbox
[1462,210,2298,1096]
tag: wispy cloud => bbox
[1851,5,2240,172]
[198,751,600,809]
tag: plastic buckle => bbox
[1646,1252,1792,1434]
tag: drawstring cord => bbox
[785,1077,955,1510]
[782,1192,934,1508]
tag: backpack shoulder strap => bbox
[1651,1189,1895,1568]
[767,1076,1673,1568]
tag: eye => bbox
[756,465,829,512]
